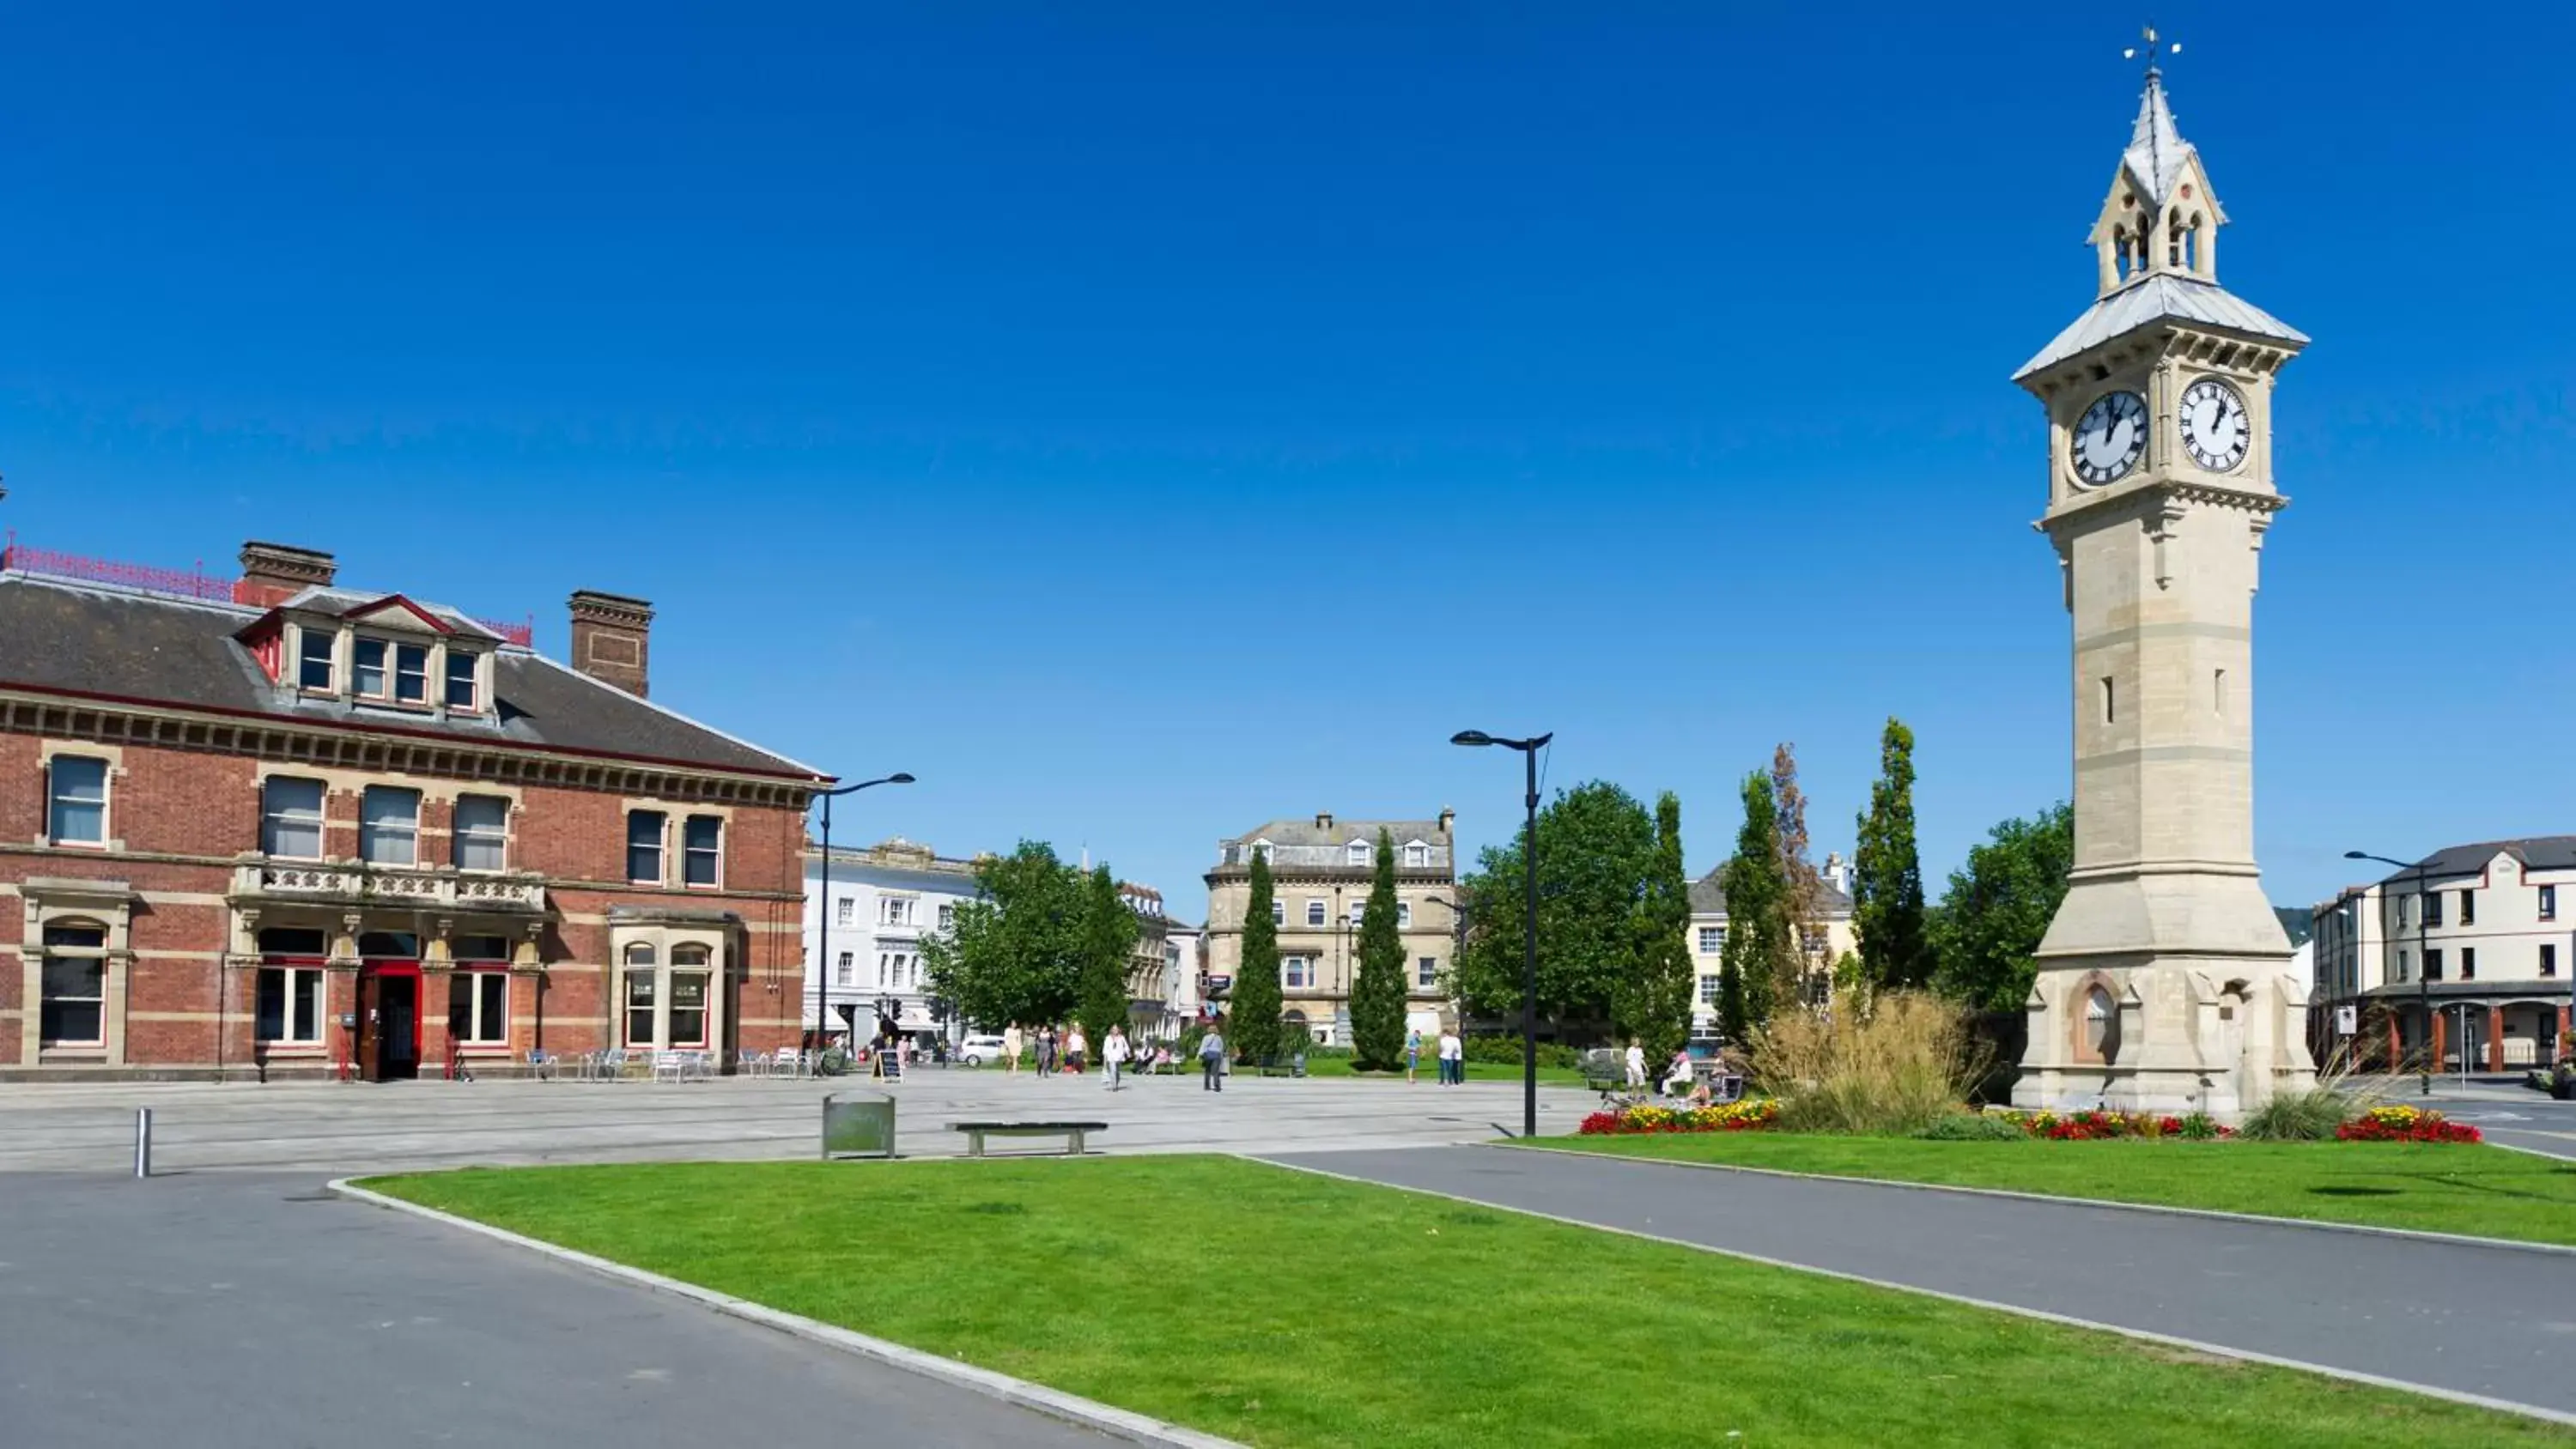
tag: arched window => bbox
[39,919,108,1046]
[2083,985,2118,1064]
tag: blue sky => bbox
[4,3,2570,920]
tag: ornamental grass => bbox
[1750,989,1990,1136]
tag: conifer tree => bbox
[1617,791,1695,1062]
[1719,770,1791,1040]
[1351,828,1409,1070]
[1230,847,1285,1063]
[1854,717,1934,991]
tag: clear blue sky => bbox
[5,3,2570,921]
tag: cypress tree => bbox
[1230,848,1285,1064]
[1351,828,1409,1070]
[1719,770,1789,1040]
[1854,717,1934,991]
[1620,791,1695,1063]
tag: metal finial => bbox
[2123,22,2182,78]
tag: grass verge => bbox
[1527,1133,2576,1246]
[368,1157,2567,1447]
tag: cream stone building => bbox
[1203,810,1457,1045]
[1686,852,1856,1044]
[2008,62,2315,1116]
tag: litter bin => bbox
[822,1090,896,1159]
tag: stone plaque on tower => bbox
[2008,47,2316,1118]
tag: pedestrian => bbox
[1437,1023,1462,1085]
[1004,1022,1024,1075]
[1037,1025,1058,1076]
[1405,1025,1422,1085]
[1662,1048,1694,1097]
[1624,1039,1647,1091]
[1200,1025,1227,1092]
[1103,1024,1130,1090]
[1066,1023,1089,1076]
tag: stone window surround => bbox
[611,920,732,1051]
[17,877,140,1066]
[2067,969,2133,1068]
[35,739,126,852]
[623,798,736,891]
[283,615,496,722]
[250,762,527,869]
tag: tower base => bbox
[2011,955,2315,1121]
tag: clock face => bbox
[2179,378,2251,472]
[2072,391,2148,487]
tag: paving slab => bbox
[1261,1143,2576,1422]
[0,1172,1104,1448]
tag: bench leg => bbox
[1069,1131,1084,1155]
[969,1131,986,1158]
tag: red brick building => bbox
[0,537,828,1080]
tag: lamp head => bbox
[888,773,916,785]
[1450,731,1495,748]
[2342,851,2367,860]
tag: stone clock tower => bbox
[2009,64,2315,1118]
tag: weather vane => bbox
[2124,22,2181,77]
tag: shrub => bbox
[2239,1086,2354,1142]
[2336,1104,2482,1143]
[1750,990,1991,1136]
[1462,1035,1579,1069]
[1913,1113,2024,1142]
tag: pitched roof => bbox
[2373,837,2576,885]
[1226,816,1452,847]
[1688,865,1853,917]
[0,572,822,779]
[2014,271,2306,382]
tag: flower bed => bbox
[1577,1099,1781,1136]
[2000,1109,2233,1141]
[2336,1104,2482,1144]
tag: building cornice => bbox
[0,685,820,809]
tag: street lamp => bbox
[2346,849,2432,1098]
[817,773,915,1064]
[1453,728,1551,1139]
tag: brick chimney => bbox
[1437,807,1455,836]
[237,542,336,609]
[568,590,654,698]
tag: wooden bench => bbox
[949,1120,1109,1157]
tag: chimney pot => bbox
[568,589,654,697]
[236,541,337,609]
[1437,807,1455,835]
[1315,810,1334,831]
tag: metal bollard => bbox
[134,1106,152,1179]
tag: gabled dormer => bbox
[238,587,503,718]
[2087,67,2227,295]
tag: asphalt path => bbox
[1262,1144,2576,1422]
[0,1173,1103,1448]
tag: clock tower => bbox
[2009,58,2314,1118]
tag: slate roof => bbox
[2014,272,2306,381]
[0,571,823,779]
[1226,816,1452,846]
[2374,838,2576,885]
[1688,865,1853,917]
[2121,71,2195,210]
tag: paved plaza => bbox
[0,1068,1579,1175]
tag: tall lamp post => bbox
[1452,729,1551,1139]
[816,773,915,1061]
[2346,849,2432,1098]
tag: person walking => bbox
[1405,1026,1422,1085]
[1199,1025,1227,1092]
[1066,1024,1089,1076]
[1036,1025,1058,1077]
[1103,1024,1130,1090]
[1437,1024,1462,1086]
[1003,1022,1024,1075]
[1624,1039,1647,1091]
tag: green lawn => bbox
[368,1157,2568,1448]
[1529,1133,2576,1246]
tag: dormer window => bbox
[298,630,335,690]
[354,639,387,696]
[446,651,479,710]
[1347,840,1370,867]
[1250,839,1273,863]
[393,642,429,704]
[1403,840,1430,869]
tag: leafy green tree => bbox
[920,841,1088,1031]
[1718,771,1792,1040]
[1853,717,1933,991]
[1075,864,1139,1046]
[1350,828,1408,1070]
[1930,803,2075,1011]
[1229,848,1285,1063]
[1453,781,1658,1030]
[1613,791,1694,1063]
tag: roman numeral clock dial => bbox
[2072,390,2147,486]
[2179,377,2251,471]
